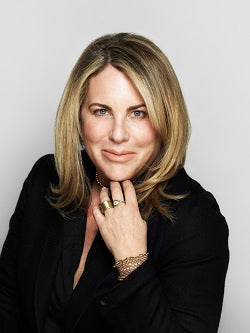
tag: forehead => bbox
[86,65,144,103]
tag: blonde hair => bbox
[49,33,190,221]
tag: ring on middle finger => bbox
[113,199,126,207]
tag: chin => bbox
[104,169,135,182]
[112,178,131,183]
[107,174,132,182]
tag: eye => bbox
[94,109,109,116]
[131,110,147,118]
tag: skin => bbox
[78,64,161,270]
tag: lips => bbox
[103,149,134,155]
[101,149,135,162]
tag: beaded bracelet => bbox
[113,252,149,281]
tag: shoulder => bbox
[165,168,229,251]
[29,154,55,173]
[23,154,57,193]
[152,169,229,270]
[167,168,225,218]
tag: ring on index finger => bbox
[99,200,114,214]
[113,199,126,207]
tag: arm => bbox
[0,178,29,332]
[0,156,50,332]
[93,191,229,333]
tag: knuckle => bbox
[105,207,114,215]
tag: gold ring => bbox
[113,200,126,207]
[99,200,114,213]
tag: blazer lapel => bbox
[34,208,64,333]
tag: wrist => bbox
[113,248,147,262]
[113,252,149,281]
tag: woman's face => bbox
[80,64,161,183]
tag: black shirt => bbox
[44,216,85,332]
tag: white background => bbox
[0,1,249,332]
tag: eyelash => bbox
[93,109,147,118]
[94,109,108,116]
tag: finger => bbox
[122,180,138,206]
[99,186,111,202]
[110,181,125,202]
[92,204,105,225]
[99,187,113,214]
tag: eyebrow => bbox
[88,103,146,111]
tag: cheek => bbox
[133,122,159,147]
[82,118,106,144]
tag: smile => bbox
[101,150,135,162]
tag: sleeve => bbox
[93,191,229,333]
[0,156,50,332]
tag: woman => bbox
[0,33,229,332]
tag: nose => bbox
[108,118,129,143]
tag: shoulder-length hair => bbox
[49,32,190,221]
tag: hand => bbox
[92,180,147,261]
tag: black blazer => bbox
[0,154,229,333]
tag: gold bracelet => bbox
[113,252,149,281]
